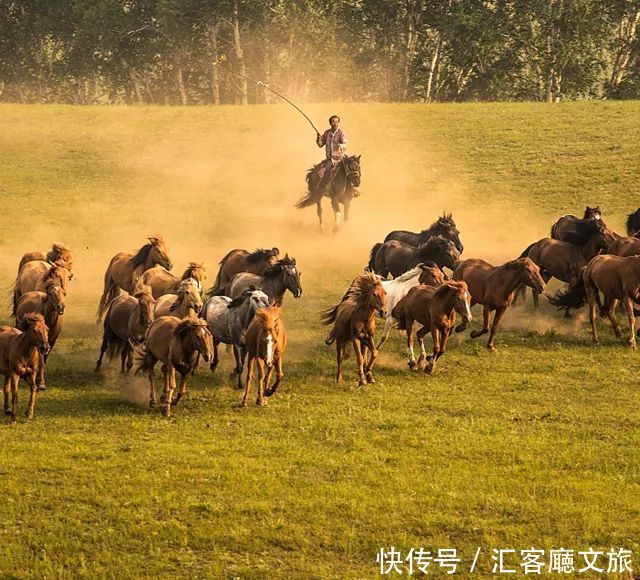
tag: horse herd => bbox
[3,206,640,422]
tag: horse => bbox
[608,236,640,257]
[94,285,156,373]
[242,306,288,407]
[141,262,206,299]
[154,279,203,319]
[550,206,602,244]
[296,155,361,232]
[392,280,472,373]
[97,237,172,321]
[321,272,387,386]
[17,242,73,276]
[0,313,50,422]
[209,248,279,296]
[226,256,302,305]
[12,261,71,318]
[135,317,213,416]
[14,279,66,391]
[518,219,617,312]
[625,208,640,236]
[453,257,546,351]
[372,236,460,278]
[201,288,271,389]
[379,213,464,255]
[549,255,640,348]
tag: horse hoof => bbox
[470,331,481,339]
[149,400,156,409]
[408,360,417,370]
[37,384,46,392]
[425,364,434,375]
[4,409,12,416]
[366,373,375,384]
[161,406,171,417]
[455,324,466,334]
[487,345,497,352]
[257,399,268,406]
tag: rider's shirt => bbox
[317,128,348,163]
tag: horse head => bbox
[281,255,302,298]
[134,285,156,328]
[46,280,66,315]
[435,214,464,253]
[148,236,173,270]
[343,155,361,188]
[448,280,472,324]
[19,313,50,355]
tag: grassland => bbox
[0,102,639,578]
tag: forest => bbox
[1,0,639,105]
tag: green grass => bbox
[0,102,639,578]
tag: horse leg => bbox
[25,371,38,421]
[210,339,220,373]
[148,365,158,408]
[425,327,441,375]
[625,297,637,349]
[416,325,429,367]
[331,197,342,233]
[317,200,324,232]
[406,320,417,369]
[3,377,10,416]
[161,364,177,417]
[352,338,366,386]
[242,356,255,406]
[471,306,491,338]
[607,298,623,338]
[487,307,507,351]
[266,356,283,396]
[363,338,379,384]
[231,346,246,389]
[343,198,351,223]
[37,353,47,391]
[257,360,268,406]
[10,374,19,423]
[336,341,344,383]
[172,373,188,406]
[376,317,392,350]
[94,332,109,372]
[120,342,130,373]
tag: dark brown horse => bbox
[296,155,361,232]
[550,206,602,243]
[625,208,640,236]
[549,255,640,348]
[372,236,460,278]
[392,280,472,373]
[14,279,66,391]
[135,316,213,416]
[97,237,172,321]
[0,313,50,422]
[453,258,546,351]
[380,213,464,254]
[227,256,302,305]
[209,248,279,296]
[322,272,387,386]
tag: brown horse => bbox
[95,286,156,373]
[242,307,288,406]
[453,258,546,351]
[135,316,213,416]
[97,237,172,321]
[13,261,71,317]
[322,272,387,386]
[0,313,50,422]
[17,242,73,276]
[14,279,66,391]
[141,262,206,299]
[519,219,616,311]
[549,255,640,348]
[154,280,203,319]
[608,236,640,257]
[550,206,602,243]
[392,280,472,373]
[209,248,279,296]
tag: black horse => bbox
[372,236,460,278]
[296,155,361,232]
[626,208,640,237]
[550,206,602,244]
[382,213,463,253]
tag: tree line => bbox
[1,0,639,105]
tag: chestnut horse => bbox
[453,258,546,351]
[209,248,279,296]
[549,255,640,348]
[141,262,206,299]
[608,236,640,257]
[136,316,213,416]
[321,272,387,386]
[17,242,73,276]
[0,313,50,422]
[97,237,172,321]
[95,286,156,373]
[154,279,203,319]
[392,280,472,373]
[15,279,66,391]
[13,262,71,317]
[243,306,288,406]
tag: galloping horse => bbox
[371,236,460,278]
[551,206,602,243]
[626,208,640,236]
[209,248,279,295]
[154,279,203,319]
[13,262,71,317]
[141,262,206,299]
[17,243,73,276]
[97,237,172,321]
[296,155,361,232]
[226,256,302,305]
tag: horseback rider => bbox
[315,115,348,193]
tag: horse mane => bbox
[44,265,68,285]
[253,307,278,329]
[499,258,528,271]
[246,248,279,263]
[174,317,207,337]
[262,256,296,277]
[393,266,423,283]
[417,235,453,255]
[228,287,257,309]
[626,210,640,236]
[128,243,154,268]
[320,272,380,326]
[420,213,456,236]
[17,312,45,331]
[181,262,204,280]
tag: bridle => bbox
[341,156,360,185]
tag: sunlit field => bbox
[0,102,639,577]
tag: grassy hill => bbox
[0,102,638,577]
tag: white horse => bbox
[377,264,447,349]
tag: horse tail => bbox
[548,278,587,312]
[295,190,321,209]
[96,257,120,322]
[320,304,339,326]
[391,296,408,330]
[133,342,153,374]
[367,243,383,272]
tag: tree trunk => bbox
[232,0,248,105]
[608,9,640,95]
[207,19,221,105]
[425,34,441,103]
[175,52,187,106]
